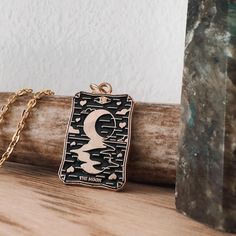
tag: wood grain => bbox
[0,93,180,185]
[0,162,232,236]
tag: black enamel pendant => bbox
[59,83,134,190]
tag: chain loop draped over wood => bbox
[0,89,33,124]
[0,89,54,167]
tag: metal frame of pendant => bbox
[58,86,134,191]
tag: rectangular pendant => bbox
[59,91,134,190]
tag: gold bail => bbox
[90,82,112,94]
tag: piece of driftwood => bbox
[0,162,231,236]
[0,92,180,185]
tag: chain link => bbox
[0,89,54,167]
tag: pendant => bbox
[59,83,134,191]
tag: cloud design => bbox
[116,108,130,115]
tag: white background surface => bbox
[0,0,188,104]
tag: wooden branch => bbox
[0,93,180,185]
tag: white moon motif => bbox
[74,109,116,174]
[84,109,114,142]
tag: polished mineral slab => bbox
[176,0,236,233]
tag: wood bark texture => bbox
[0,93,180,185]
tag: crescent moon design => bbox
[74,109,115,174]
[84,109,112,143]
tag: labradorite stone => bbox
[176,0,236,233]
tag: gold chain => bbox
[0,89,54,167]
[0,89,33,124]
